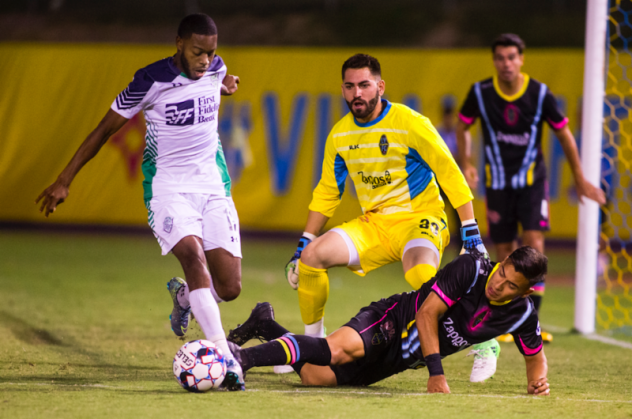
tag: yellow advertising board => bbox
[0,43,586,237]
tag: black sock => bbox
[531,295,542,313]
[259,319,291,342]
[241,334,331,371]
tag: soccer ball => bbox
[173,339,227,392]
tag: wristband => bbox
[302,231,317,241]
[424,353,444,376]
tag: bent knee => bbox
[215,277,241,301]
[300,242,319,265]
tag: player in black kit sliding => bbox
[227,246,550,396]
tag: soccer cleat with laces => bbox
[220,358,246,391]
[167,277,191,337]
[227,302,276,346]
[220,342,246,391]
[468,339,501,383]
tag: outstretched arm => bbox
[554,125,606,205]
[36,109,129,216]
[456,120,478,189]
[416,293,450,393]
[525,350,550,396]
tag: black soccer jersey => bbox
[398,254,543,368]
[459,74,568,190]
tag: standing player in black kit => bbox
[226,247,550,396]
[455,34,605,382]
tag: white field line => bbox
[541,324,571,333]
[2,382,631,404]
[542,324,632,350]
[251,389,632,404]
[584,333,632,350]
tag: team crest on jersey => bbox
[163,216,173,233]
[503,104,519,126]
[371,332,385,346]
[379,135,389,155]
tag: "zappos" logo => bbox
[358,170,392,189]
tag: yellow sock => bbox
[297,260,330,325]
[404,264,437,290]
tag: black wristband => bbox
[425,353,444,376]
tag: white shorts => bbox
[146,193,242,257]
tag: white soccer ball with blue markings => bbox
[173,340,226,392]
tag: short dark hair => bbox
[342,54,381,80]
[178,13,218,39]
[507,246,548,286]
[491,33,526,54]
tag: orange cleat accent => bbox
[496,333,514,343]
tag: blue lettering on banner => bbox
[263,93,309,194]
[402,94,421,113]
[218,100,252,182]
[314,94,330,187]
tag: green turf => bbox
[0,232,631,418]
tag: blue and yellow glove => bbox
[460,221,489,259]
[285,233,316,290]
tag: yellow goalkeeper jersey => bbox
[309,100,473,217]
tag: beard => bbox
[346,91,380,119]
[178,52,199,80]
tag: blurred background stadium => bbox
[1,1,632,417]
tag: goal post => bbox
[574,0,608,334]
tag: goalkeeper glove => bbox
[460,221,489,259]
[285,232,316,290]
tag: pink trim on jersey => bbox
[279,336,296,364]
[519,336,543,355]
[547,117,569,130]
[415,293,420,312]
[432,283,455,307]
[459,113,476,125]
[359,302,398,334]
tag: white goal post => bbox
[574,0,609,334]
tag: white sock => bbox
[189,288,233,360]
[210,282,224,304]
[304,318,325,337]
[177,280,223,307]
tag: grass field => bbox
[1,231,631,418]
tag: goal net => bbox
[596,0,632,333]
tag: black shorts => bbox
[329,297,411,386]
[485,178,550,244]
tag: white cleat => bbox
[468,339,501,383]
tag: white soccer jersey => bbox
[111,55,230,202]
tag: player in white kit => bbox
[36,14,245,391]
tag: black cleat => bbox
[227,302,275,345]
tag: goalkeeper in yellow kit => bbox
[284,54,486,351]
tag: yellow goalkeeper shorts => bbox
[335,210,450,276]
